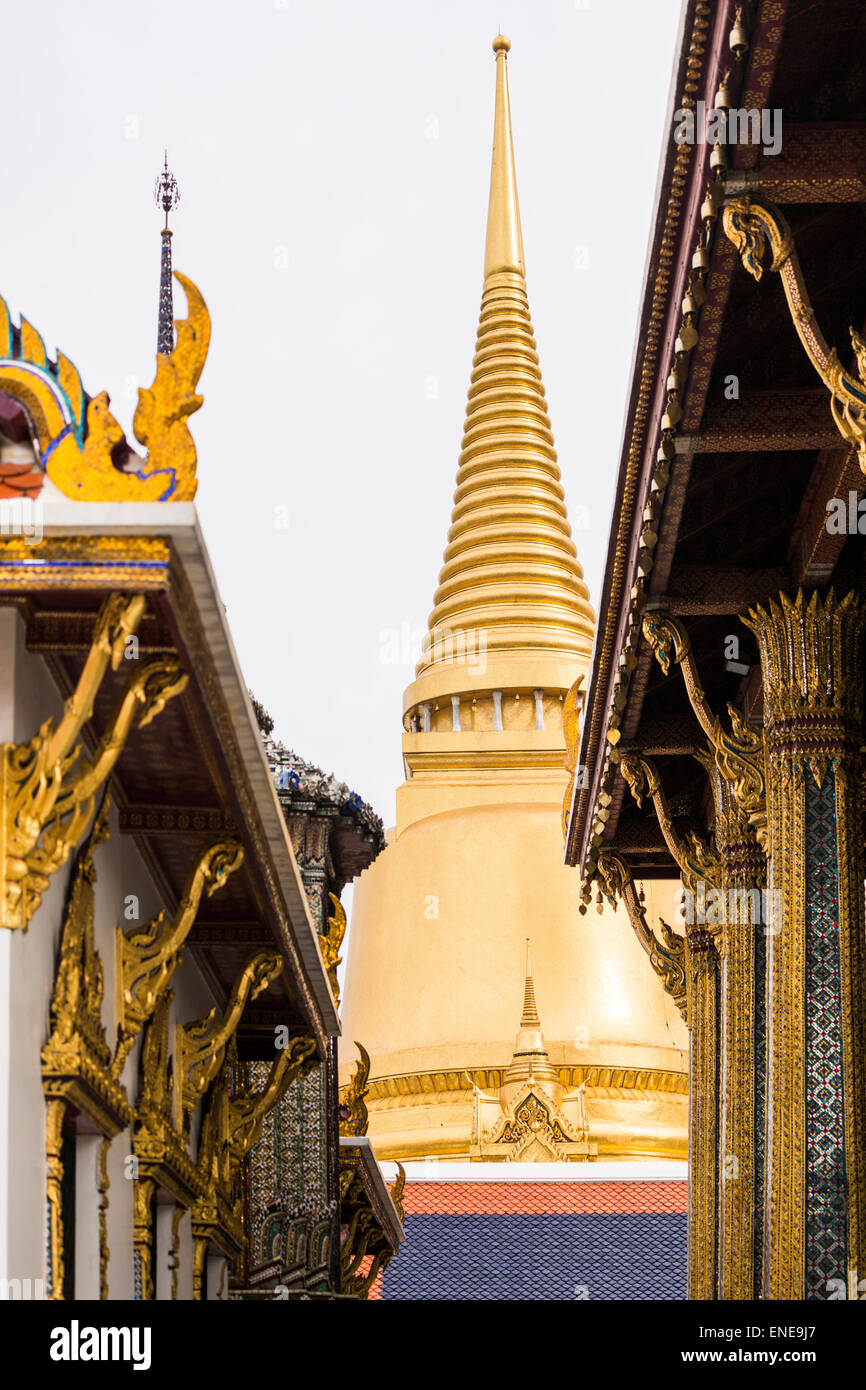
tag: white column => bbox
[451,695,461,731]
[207,1253,227,1300]
[492,690,503,730]
[155,1204,175,1300]
[74,1134,102,1299]
[534,688,545,730]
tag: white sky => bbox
[3,0,683,827]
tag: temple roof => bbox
[265,734,386,887]
[371,1177,688,1301]
[565,0,866,877]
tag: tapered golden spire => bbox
[501,937,561,1105]
[412,36,595,697]
[485,36,524,278]
[521,938,540,1027]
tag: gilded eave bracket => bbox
[722,192,866,473]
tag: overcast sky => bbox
[3,0,683,827]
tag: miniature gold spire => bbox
[501,938,561,1105]
[415,36,595,689]
[485,35,524,278]
[521,938,540,1027]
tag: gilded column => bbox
[686,924,719,1300]
[712,772,766,1300]
[133,1178,156,1301]
[746,589,866,1299]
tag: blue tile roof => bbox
[380,1212,687,1300]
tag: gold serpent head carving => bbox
[722,194,793,282]
[0,275,210,502]
[133,272,211,502]
[642,612,681,676]
[339,1042,371,1137]
[229,1035,317,1160]
[595,849,629,909]
[618,752,658,809]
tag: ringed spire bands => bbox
[414,36,595,696]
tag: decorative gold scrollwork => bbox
[723,193,866,473]
[1,593,151,929]
[339,1042,371,1137]
[595,849,688,1021]
[642,609,766,844]
[114,839,244,1075]
[229,1035,317,1161]
[321,893,347,1006]
[618,749,721,892]
[133,272,211,501]
[42,790,134,1299]
[561,674,585,841]
[176,950,283,1126]
[390,1163,406,1225]
[0,272,209,501]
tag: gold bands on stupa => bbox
[416,37,595,686]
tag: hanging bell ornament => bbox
[729,8,748,62]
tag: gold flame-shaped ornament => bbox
[0,271,210,502]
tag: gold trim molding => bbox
[366,1064,688,1102]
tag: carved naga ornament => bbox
[641,609,766,845]
[723,194,866,474]
[0,271,209,501]
[339,1042,371,1137]
[176,950,283,1125]
[114,839,245,1075]
[594,849,688,1022]
[321,893,347,1005]
[1,593,187,930]
[617,748,721,894]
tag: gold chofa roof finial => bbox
[521,937,540,1027]
[486,35,524,278]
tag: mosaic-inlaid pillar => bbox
[687,925,719,1300]
[746,589,866,1300]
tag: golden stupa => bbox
[341,36,688,1161]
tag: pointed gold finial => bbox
[521,937,540,1027]
[499,937,560,1105]
[485,35,524,279]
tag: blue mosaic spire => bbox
[154,152,180,356]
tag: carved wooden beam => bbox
[681,388,838,454]
[726,124,866,204]
[118,804,237,835]
[788,444,863,586]
[229,1035,317,1160]
[616,750,721,893]
[635,713,705,755]
[25,609,174,654]
[663,564,788,615]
